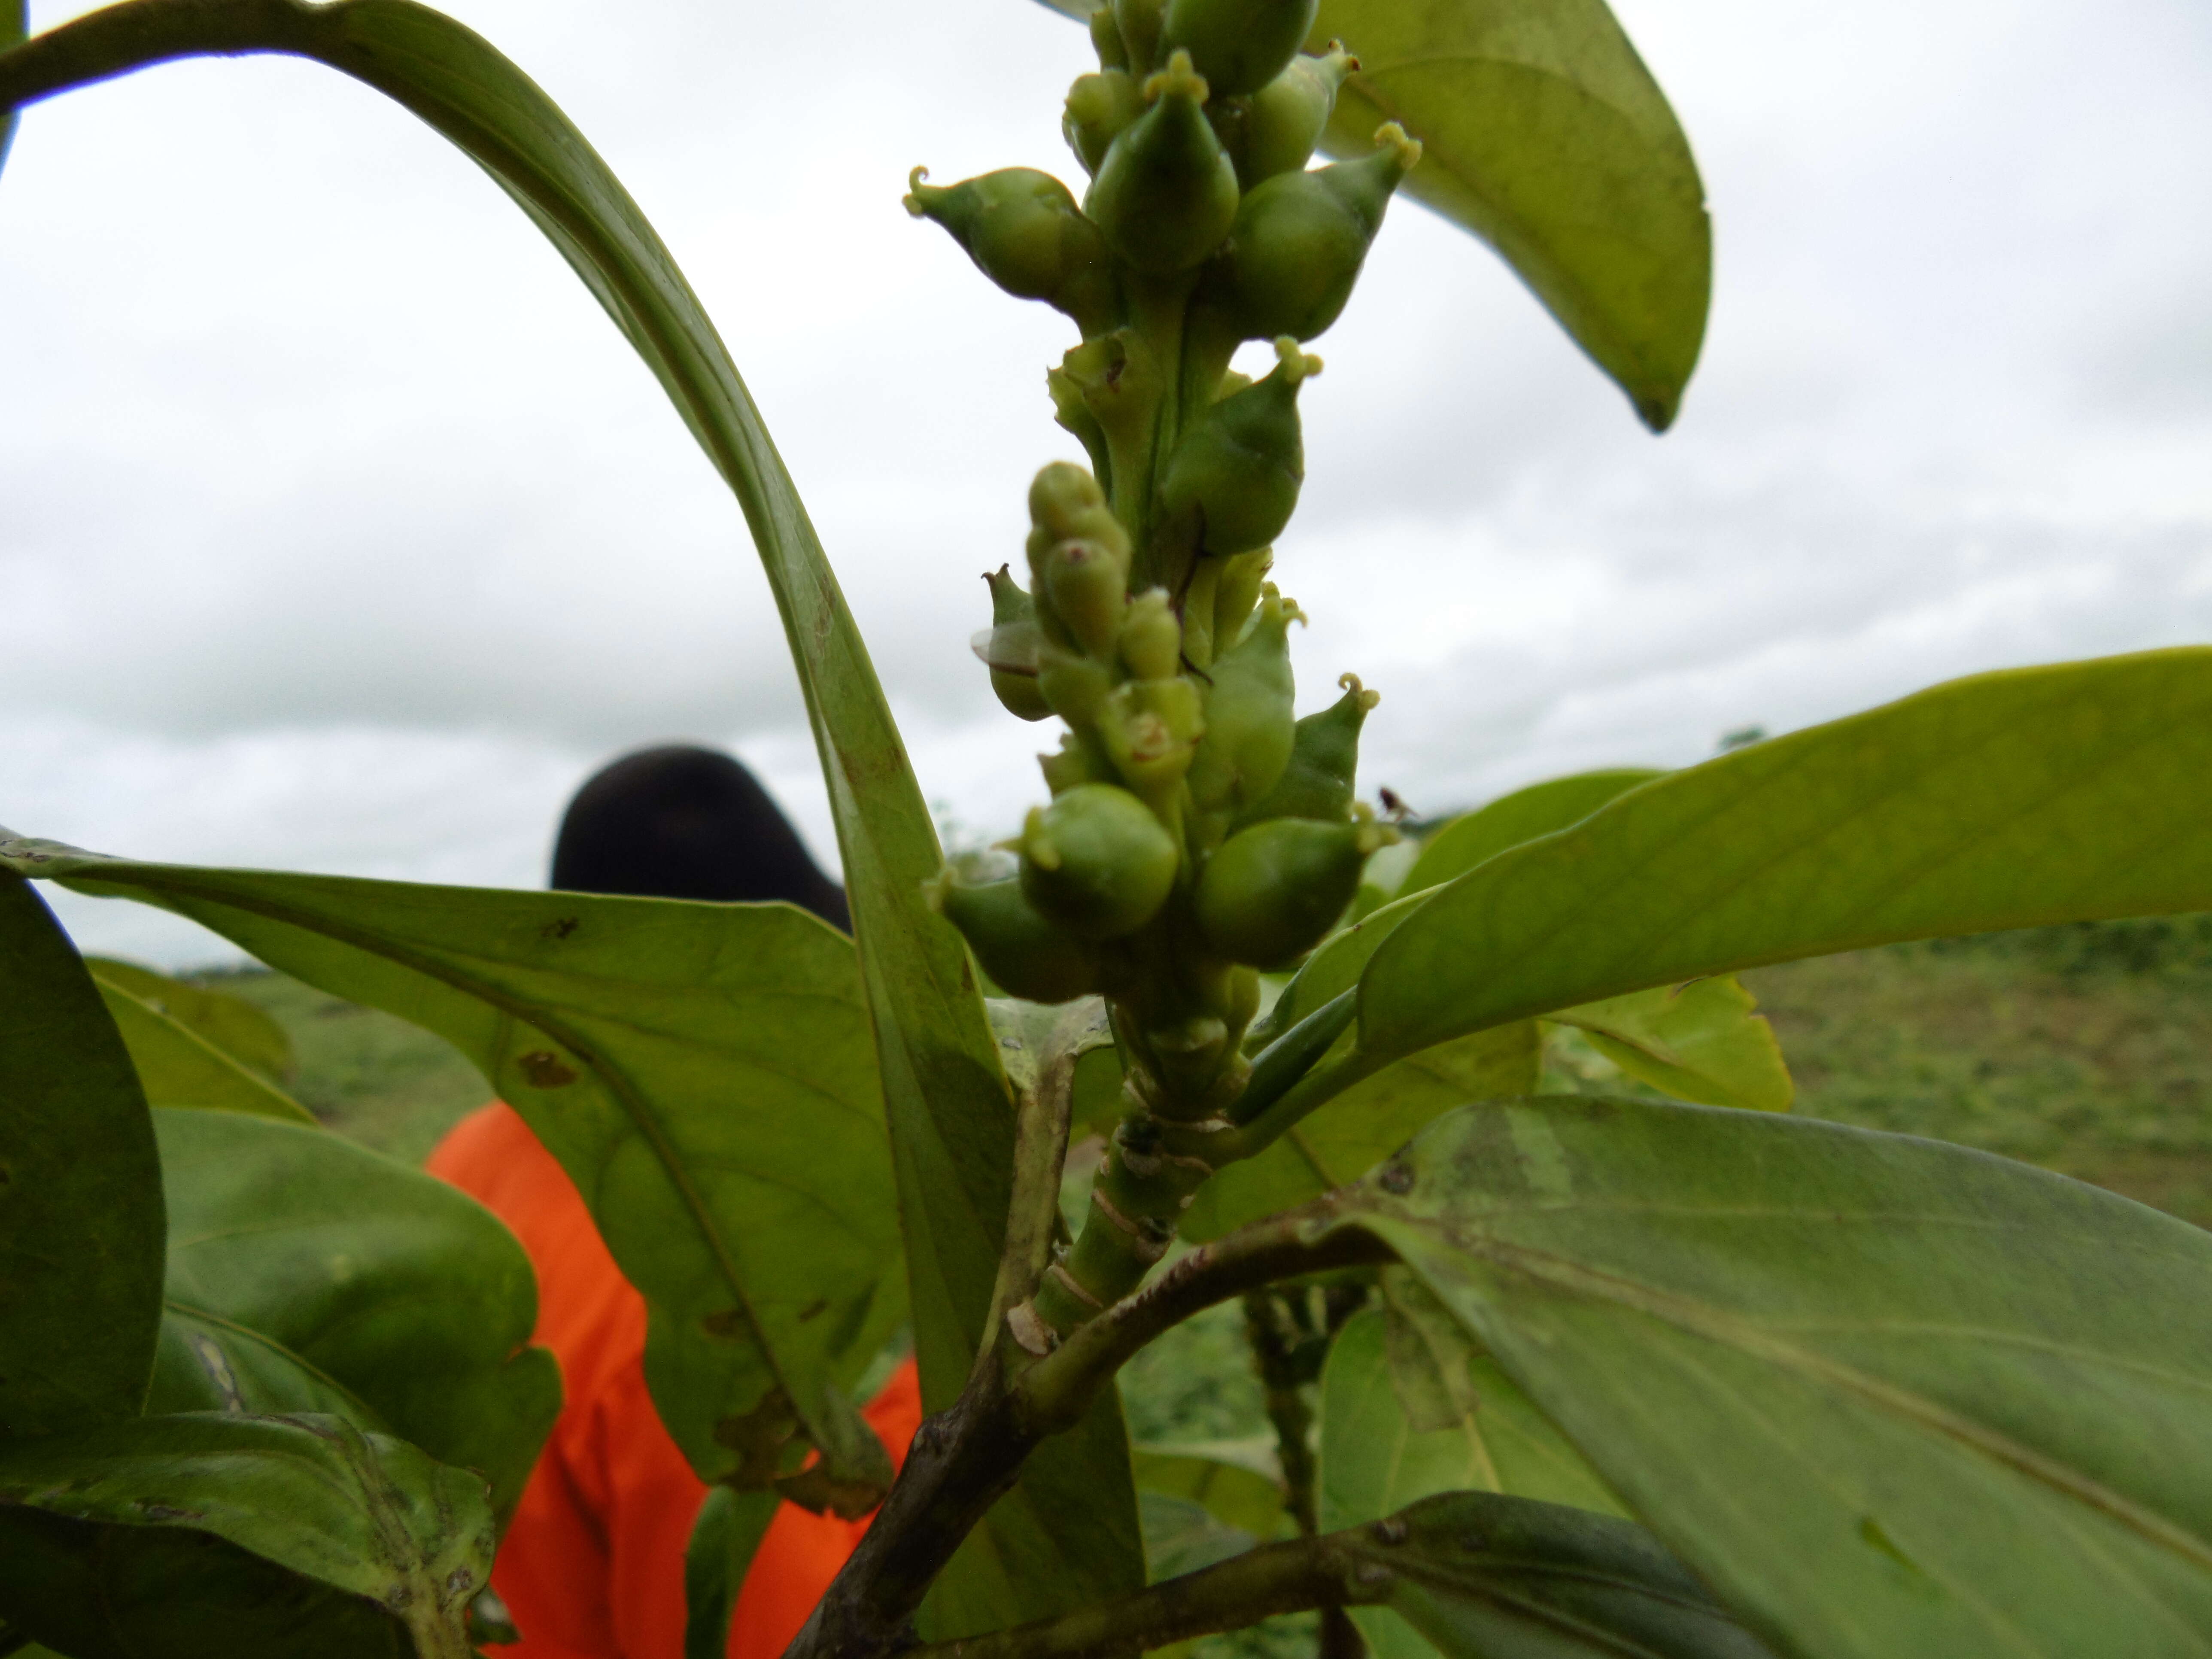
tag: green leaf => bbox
[0,1412,492,1659]
[0,0,1139,1615]
[684,1486,780,1659]
[1364,651,2212,1069]
[1187,1022,1539,1242]
[1131,1439,1286,1541]
[1340,1491,1776,1659]
[92,974,317,1124]
[1,844,897,1506]
[0,872,164,1439]
[1333,1095,2212,1656]
[145,1107,559,1523]
[1402,770,1661,896]
[1549,975,1791,1112]
[84,958,293,1081]
[0,0,20,177]
[1137,1488,1256,1582]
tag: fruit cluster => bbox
[915,0,1417,1333]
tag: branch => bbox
[1017,1200,1394,1434]
[902,1520,1392,1659]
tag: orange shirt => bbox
[428,1103,921,1659]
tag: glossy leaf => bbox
[1550,976,1790,1112]
[1402,770,1661,895]
[0,1412,491,1659]
[145,1108,559,1522]
[0,0,1136,1619]
[85,957,293,1081]
[1334,1095,2212,1656]
[1364,650,2212,1068]
[1,842,897,1505]
[684,1486,780,1659]
[1340,1491,1775,1659]
[93,974,316,1124]
[1029,0,1709,428]
[1186,1022,1538,1242]
[0,872,164,1439]
[1131,1440,1286,1541]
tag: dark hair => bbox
[550,745,850,931]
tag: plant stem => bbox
[899,1519,1394,1659]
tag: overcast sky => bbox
[4,0,2209,966]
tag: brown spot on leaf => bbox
[540,916,579,940]
[700,1308,750,1340]
[1379,1160,1415,1195]
[796,1298,829,1323]
[517,1051,577,1089]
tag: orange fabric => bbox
[427,1103,922,1659]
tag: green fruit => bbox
[1113,0,1167,73]
[974,565,1053,722]
[905,166,1118,336]
[1158,338,1317,556]
[1195,814,1386,966]
[1118,588,1183,681]
[1240,43,1356,184]
[1187,583,1299,830]
[1211,547,1274,653]
[1234,671,1378,826]
[1039,537,1129,657]
[1065,70,1145,176]
[1100,675,1204,803]
[1029,461,1127,552]
[1160,0,1318,97]
[1090,6,1132,70]
[1204,122,1419,341]
[1020,784,1180,940]
[928,871,1100,1003]
[1085,52,1241,276]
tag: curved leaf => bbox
[0,1412,491,1659]
[684,1486,780,1659]
[84,958,293,1081]
[1551,976,1791,1112]
[0,872,164,1438]
[145,1108,559,1522]
[1332,1096,2212,1657]
[1,841,896,1505]
[1132,1440,1286,1541]
[1403,769,1661,896]
[1364,650,2212,1068]
[1340,1491,1774,1659]
[0,2,1136,1619]
[93,975,316,1124]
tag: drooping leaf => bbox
[1027,1,1710,428]
[92,975,316,1124]
[1,843,896,1505]
[1335,1491,1776,1659]
[684,1486,781,1659]
[1364,650,2212,1070]
[1331,1095,2212,1656]
[0,872,164,1439]
[0,1412,492,1659]
[0,0,1139,1614]
[84,958,293,1081]
[1549,975,1791,1111]
[1186,1022,1538,1242]
[1131,1439,1286,1541]
[1402,770,1661,895]
[145,1108,559,1522]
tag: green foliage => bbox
[684,1487,781,1659]
[1333,1097,2212,1656]
[86,958,294,1082]
[0,1413,491,1658]
[91,970,316,1124]
[145,1109,558,1522]
[0,875,164,1441]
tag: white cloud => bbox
[3,0,2208,966]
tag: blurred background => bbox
[3,0,2209,966]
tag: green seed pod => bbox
[1091,6,1131,70]
[927,870,1101,1003]
[1160,0,1318,98]
[972,565,1054,722]
[1040,731,1107,796]
[1029,462,1127,553]
[1187,583,1300,832]
[1119,587,1184,681]
[1040,538,1129,658]
[1203,122,1420,342]
[1020,783,1180,940]
[905,167,1118,336]
[1195,811,1394,966]
[1233,672,1378,826]
[1100,675,1204,803]
[1114,0,1166,74]
[1065,70,1146,177]
[1158,338,1319,556]
[1038,640,1116,726]
[1240,43,1357,184]
[1211,548,1273,652]
[1085,53,1241,277]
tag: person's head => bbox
[550,745,849,931]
